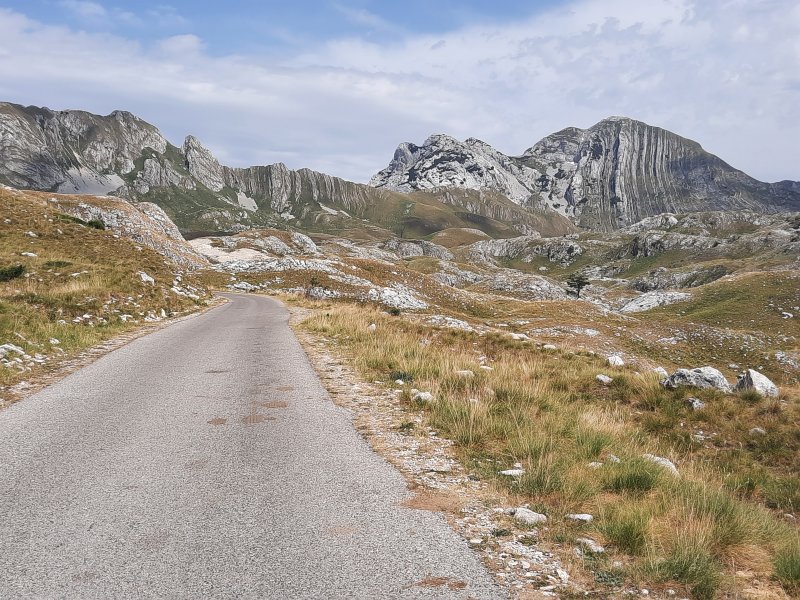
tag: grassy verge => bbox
[299,302,799,598]
[0,188,214,397]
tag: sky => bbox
[0,0,798,183]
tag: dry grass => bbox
[299,303,799,598]
[0,188,211,394]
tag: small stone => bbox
[479,365,494,371]
[685,397,705,411]
[468,538,483,545]
[588,462,603,469]
[395,379,404,385]
[499,469,525,477]
[542,344,557,350]
[510,332,530,341]
[575,537,604,553]
[20,252,37,257]
[749,427,766,436]
[411,390,434,403]
[606,454,621,463]
[607,355,625,367]
[367,323,377,333]
[454,369,475,378]
[653,366,669,378]
[566,513,593,522]
[643,453,679,476]
[138,271,155,285]
[514,508,547,525]
[596,374,613,385]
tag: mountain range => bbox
[1,101,798,236]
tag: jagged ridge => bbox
[370,117,800,231]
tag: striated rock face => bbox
[0,103,166,193]
[183,136,225,192]
[371,117,800,231]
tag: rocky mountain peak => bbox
[372,116,800,231]
[183,135,225,192]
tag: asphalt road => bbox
[0,293,503,599]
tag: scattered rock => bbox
[749,427,767,436]
[514,508,547,526]
[20,252,37,257]
[230,281,258,292]
[138,271,155,285]
[411,390,434,403]
[663,367,731,392]
[685,397,705,411]
[575,537,605,554]
[607,355,625,367]
[566,514,593,523]
[653,366,669,378]
[509,332,530,341]
[642,453,679,476]
[427,315,473,332]
[542,344,557,351]
[596,374,613,385]
[734,369,779,398]
[499,469,525,477]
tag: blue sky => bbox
[0,1,798,183]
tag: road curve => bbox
[0,293,503,599]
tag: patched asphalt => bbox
[0,293,504,599]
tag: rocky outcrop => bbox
[371,117,800,231]
[46,194,208,268]
[466,235,584,267]
[381,238,454,261]
[619,291,691,313]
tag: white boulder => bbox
[514,508,547,526]
[663,367,732,392]
[735,369,779,398]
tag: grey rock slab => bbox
[0,294,503,599]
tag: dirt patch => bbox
[207,417,227,426]
[241,414,275,425]
[259,400,289,409]
[401,489,465,515]
[205,369,230,374]
[276,385,295,391]
[409,576,467,590]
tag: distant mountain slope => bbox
[371,117,800,231]
[0,102,571,238]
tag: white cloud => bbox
[158,34,204,56]
[59,0,107,20]
[332,3,397,32]
[0,1,798,183]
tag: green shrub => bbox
[775,539,800,593]
[657,546,720,600]
[0,264,25,282]
[603,459,663,494]
[43,260,72,268]
[597,505,649,555]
